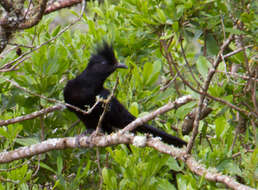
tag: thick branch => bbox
[121,95,194,133]
[0,0,14,12]
[0,134,254,190]
[18,0,48,29]
[45,0,82,15]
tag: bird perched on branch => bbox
[63,42,187,147]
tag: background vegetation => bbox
[0,0,257,189]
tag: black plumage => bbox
[63,42,187,147]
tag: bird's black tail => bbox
[134,124,187,147]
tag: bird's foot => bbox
[89,129,104,139]
[76,129,104,147]
[75,133,85,147]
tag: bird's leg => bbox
[76,128,101,147]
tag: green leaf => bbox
[129,102,139,116]
[93,7,104,17]
[225,28,246,35]
[196,56,211,79]
[52,25,61,37]
[158,179,176,190]
[176,174,187,190]
[173,21,179,32]
[156,8,167,24]
[57,155,63,175]
[40,162,56,173]
[143,62,153,85]
[102,168,117,189]
[206,34,219,55]
[215,117,226,138]
[166,157,183,172]
[217,159,242,175]
[15,137,39,146]
[0,128,9,138]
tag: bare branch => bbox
[0,176,19,184]
[0,161,29,172]
[121,95,194,133]
[0,56,31,72]
[182,107,212,135]
[186,34,234,153]
[216,70,258,82]
[232,149,254,158]
[0,104,63,127]
[0,134,254,190]
[45,0,82,15]
[18,0,48,29]
[96,77,119,134]
[0,0,86,71]
[160,35,252,118]
[3,78,91,115]
[0,0,14,12]
[223,45,253,59]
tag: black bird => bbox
[63,43,187,147]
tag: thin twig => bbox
[179,34,202,88]
[64,119,81,136]
[232,149,254,158]
[0,56,31,72]
[96,148,103,190]
[251,68,258,114]
[0,0,86,71]
[0,161,30,172]
[18,0,48,29]
[186,34,234,153]
[205,135,213,152]
[221,15,226,41]
[7,43,35,49]
[0,176,19,184]
[3,78,91,115]
[0,104,63,127]
[95,77,120,134]
[160,37,252,117]
[223,45,253,59]
[216,70,258,82]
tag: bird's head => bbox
[86,42,127,76]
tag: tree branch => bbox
[0,134,254,190]
[44,0,82,15]
[0,105,63,127]
[18,0,48,29]
[186,34,234,153]
[120,95,194,133]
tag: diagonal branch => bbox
[121,95,194,133]
[95,77,120,134]
[160,36,252,117]
[0,134,254,190]
[44,0,82,15]
[0,0,14,12]
[186,34,234,153]
[18,0,48,29]
[0,105,63,127]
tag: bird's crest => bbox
[89,42,117,66]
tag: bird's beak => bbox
[116,62,128,69]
